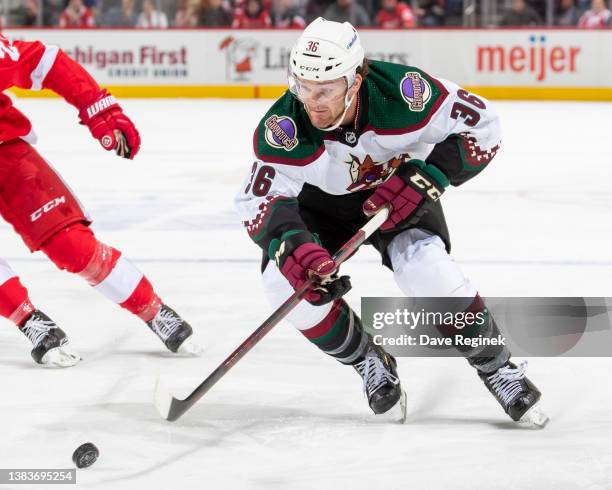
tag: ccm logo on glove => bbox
[409,172,443,201]
[363,159,449,232]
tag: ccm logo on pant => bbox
[31,196,66,222]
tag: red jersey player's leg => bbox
[0,257,79,367]
[0,259,33,326]
[0,140,200,355]
[0,140,90,250]
[39,224,200,354]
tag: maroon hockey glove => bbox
[363,159,449,232]
[79,89,141,159]
[269,231,351,306]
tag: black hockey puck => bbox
[72,443,99,469]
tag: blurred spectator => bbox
[158,0,179,21]
[59,0,96,27]
[234,0,274,14]
[102,0,138,26]
[42,0,65,26]
[444,0,464,24]
[83,0,100,14]
[578,0,612,26]
[323,0,371,26]
[174,0,202,26]
[375,0,415,27]
[10,0,39,26]
[272,0,307,27]
[137,0,169,26]
[232,0,273,27]
[499,0,542,25]
[415,0,445,26]
[305,0,335,22]
[200,0,233,26]
[556,0,580,24]
[574,0,592,15]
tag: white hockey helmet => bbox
[288,17,365,89]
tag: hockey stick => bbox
[155,206,390,422]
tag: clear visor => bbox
[288,71,348,105]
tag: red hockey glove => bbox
[79,90,141,159]
[363,159,449,232]
[269,231,351,306]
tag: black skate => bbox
[479,360,549,427]
[21,311,80,367]
[353,343,406,421]
[147,304,201,355]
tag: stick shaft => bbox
[164,208,389,421]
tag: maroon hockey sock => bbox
[300,299,344,341]
[300,300,367,363]
[434,294,509,370]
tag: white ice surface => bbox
[1,99,611,489]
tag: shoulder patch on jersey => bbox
[254,91,324,166]
[364,60,449,135]
[264,115,298,151]
[400,72,432,112]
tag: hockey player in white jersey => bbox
[235,18,547,425]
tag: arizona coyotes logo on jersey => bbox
[346,153,407,192]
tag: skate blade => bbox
[379,389,407,424]
[518,403,549,428]
[41,345,81,368]
[176,336,203,357]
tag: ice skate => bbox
[353,342,406,422]
[147,304,202,355]
[21,311,80,368]
[478,360,549,428]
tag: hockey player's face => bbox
[297,77,348,129]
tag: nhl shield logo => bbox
[400,72,432,112]
[264,115,298,151]
[345,131,357,145]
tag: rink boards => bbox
[4,28,612,101]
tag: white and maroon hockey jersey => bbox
[235,60,502,252]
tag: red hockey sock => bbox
[0,277,35,326]
[120,277,161,322]
[41,224,161,322]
